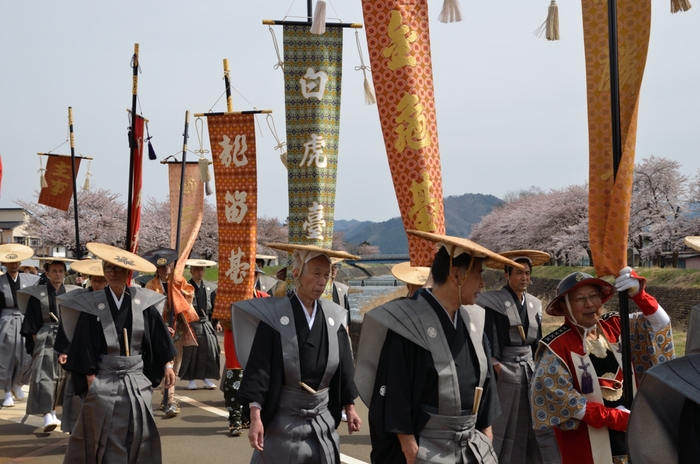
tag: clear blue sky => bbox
[1,1,698,222]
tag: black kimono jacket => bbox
[63,288,177,395]
[238,294,358,428]
[368,290,500,464]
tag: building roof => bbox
[0,221,24,230]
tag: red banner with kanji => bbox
[206,114,258,322]
[129,115,146,255]
[362,0,446,267]
[38,155,81,211]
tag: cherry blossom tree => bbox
[17,188,127,256]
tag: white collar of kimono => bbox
[294,291,317,329]
[109,286,126,310]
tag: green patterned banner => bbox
[283,25,343,250]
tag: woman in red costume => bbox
[530,268,674,464]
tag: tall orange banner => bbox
[206,114,258,322]
[362,0,445,267]
[38,155,81,211]
[585,0,650,278]
[168,162,204,264]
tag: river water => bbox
[347,282,405,323]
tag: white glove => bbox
[615,267,641,295]
[615,405,630,414]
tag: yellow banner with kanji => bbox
[362,0,445,267]
[206,114,258,322]
[168,162,204,272]
[38,155,81,211]
[585,0,650,278]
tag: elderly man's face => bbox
[103,263,128,290]
[296,255,331,303]
[47,263,66,287]
[565,284,603,328]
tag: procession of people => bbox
[1,0,697,462]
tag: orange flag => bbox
[362,0,446,267]
[38,155,81,211]
[586,0,650,278]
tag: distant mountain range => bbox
[335,193,504,254]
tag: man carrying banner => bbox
[355,230,511,464]
[233,243,362,462]
[530,269,674,464]
[142,247,186,417]
[18,257,79,432]
[476,250,561,464]
[58,243,177,463]
[180,258,220,390]
[0,244,39,408]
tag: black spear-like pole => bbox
[307,0,312,22]
[175,110,190,258]
[607,0,633,408]
[68,107,82,259]
[126,43,139,252]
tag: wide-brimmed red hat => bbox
[545,271,616,316]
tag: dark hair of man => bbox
[430,246,473,285]
[44,261,67,272]
[505,258,532,276]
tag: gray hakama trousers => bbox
[417,413,497,464]
[0,308,31,391]
[26,322,64,414]
[251,387,339,464]
[492,346,560,464]
[63,355,161,464]
[178,319,220,380]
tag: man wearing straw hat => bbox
[625,236,700,464]
[18,256,79,432]
[0,243,39,409]
[58,243,177,463]
[142,247,186,417]
[233,243,362,463]
[476,250,561,464]
[180,258,220,391]
[356,230,515,464]
[53,258,107,433]
[391,261,431,298]
[530,268,673,464]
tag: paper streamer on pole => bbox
[586,0,650,278]
[129,115,146,255]
[38,154,82,211]
[207,114,258,322]
[168,162,204,264]
[362,0,445,267]
[283,25,343,251]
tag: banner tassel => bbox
[266,114,288,169]
[535,0,560,41]
[146,123,157,160]
[438,0,463,23]
[83,160,92,191]
[355,30,377,106]
[310,0,327,35]
[198,157,213,197]
[671,0,692,13]
[39,157,48,189]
